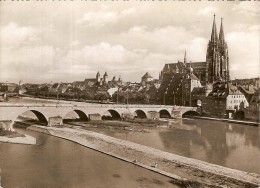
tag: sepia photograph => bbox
[0,1,259,187]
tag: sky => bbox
[0,1,259,84]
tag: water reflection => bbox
[92,119,260,174]
[0,129,179,188]
[159,119,260,174]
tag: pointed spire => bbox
[184,50,187,64]
[219,17,225,45]
[211,14,218,43]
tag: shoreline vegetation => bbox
[66,119,170,132]
[27,124,260,188]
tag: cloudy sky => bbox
[0,1,259,84]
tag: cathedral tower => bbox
[206,15,229,83]
[219,18,230,82]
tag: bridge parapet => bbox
[0,103,173,109]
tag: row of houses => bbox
[0,70,258,121]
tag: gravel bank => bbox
[28,125,260,188]
[0,134,36,145]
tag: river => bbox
[0,129,179,188]
[84,118,260,175]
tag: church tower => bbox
[184,50,187,64]
[219,18,230,82]
[206,15,229,83]
[103,72,108,84]
[206,15,220,83]
[96,71,101,82]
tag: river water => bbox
[0,129,179,188]
[85,118,260,175]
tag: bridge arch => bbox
[182,110,201,118]
[63,109,89,123]
[159,109,171,118]
[15,110,48,125]
[134,110,147,119]
[102,109,121,120]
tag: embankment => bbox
[28,125,260,188]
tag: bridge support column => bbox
[89,114,102,121]
[171,110,181,119]
[147,111,160,120]
[48,116,63,127]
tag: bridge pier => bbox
[48,116,63,127]
[147,111,160,120]
[171,110,182,118]
[89,114,102,121]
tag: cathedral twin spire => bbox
[219,18,225,46]
[211,15,218,43]
[206,15,229,83]
[210,15,226,47]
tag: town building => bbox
[158,64,203,106]
[141,72,153,85]
[0,82,18,92]
[239,86,259,122]
[203,82,249,117]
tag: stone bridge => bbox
[0,102,199,130]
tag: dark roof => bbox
[163,61,206,71]
[84,78,96,82]
[207,82,244,98]
[142,72,153,78]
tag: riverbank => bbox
[0,133,36,145]
[189,116,260,126]
[28,125,260,188]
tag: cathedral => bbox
[158,15,231,106]
[159,15,230,85]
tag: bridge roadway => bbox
[0,102,198,128]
